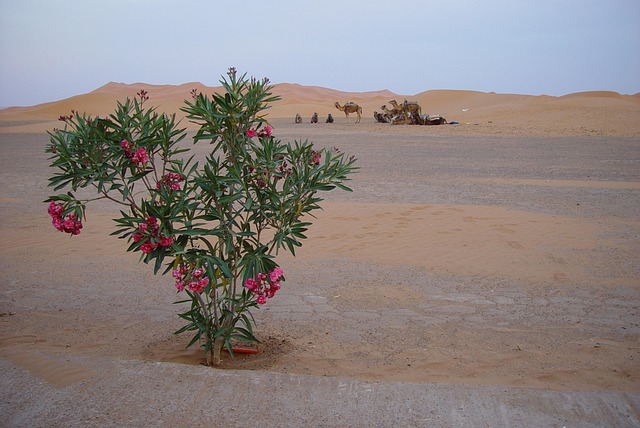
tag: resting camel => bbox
[295,113,302,124]
[380,104,401,116]
[373,111,392,123]
[389,99,421,116]
[334,102,362,123]
[310,112,318,123]
[424,114,447,125]
[391,113,410,125]
[402,112,448,125]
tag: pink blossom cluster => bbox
[245,155,291,189]
[47,201,83,235]
[276,159,293,178]
[121,139,149,166]
[137,89,149,102]
[172,263,210,293]
[245,165,268,189]
[156,172,185,191]
[132,217,173,253]
[245,124,273,139]
[244,267,283,305]
[309,150,321,165]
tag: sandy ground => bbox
[0,85,639,425]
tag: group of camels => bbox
[374,100,447,125]
[295,100,446,125]
[295,103,361,124]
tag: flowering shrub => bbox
[45,68,356,366]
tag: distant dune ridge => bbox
[1,81,638,135]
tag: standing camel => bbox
[334,102,362,123]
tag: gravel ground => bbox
[0,126,638,426]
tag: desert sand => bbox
[0,83,639,425]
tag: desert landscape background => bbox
[0,82,639,424]
[1,81,639,136]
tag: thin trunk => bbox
[211,336,224,366]
[208,317,232,366]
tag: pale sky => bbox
[1,0,639,107]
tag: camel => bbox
[326,113,334,123]
[404,112,448,125]
[380,104,401,116]
[295,113,302,124]
[334,102,362,123]
[389,99,421,116]
[391,113,410,125]
[424,115,447,125]
[379,104,410,124]
[373,111,392,123]
[310,112,318,123]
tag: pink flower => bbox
[132,233,143,243]
[121,139,134,158]
[63,218,76,231]
[69,222,82,233]
[173,263,211,294]
[244,267,284,304]
[270,267,283,283]
[132,148,149,165]
[51,216,64,231]
[197,277,209,289]
[160,236,173,247]
[140,242,154,254]
[257,124,273,138]
[144,217,159,233]
[246,129,258,138]
[47,201,64,217]
[156,172,185,192]
[47,202,82,235]
[310,150,321,165]
[188,279,207,294]
[244,278,258,291]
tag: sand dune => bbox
[1,81,639,136]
